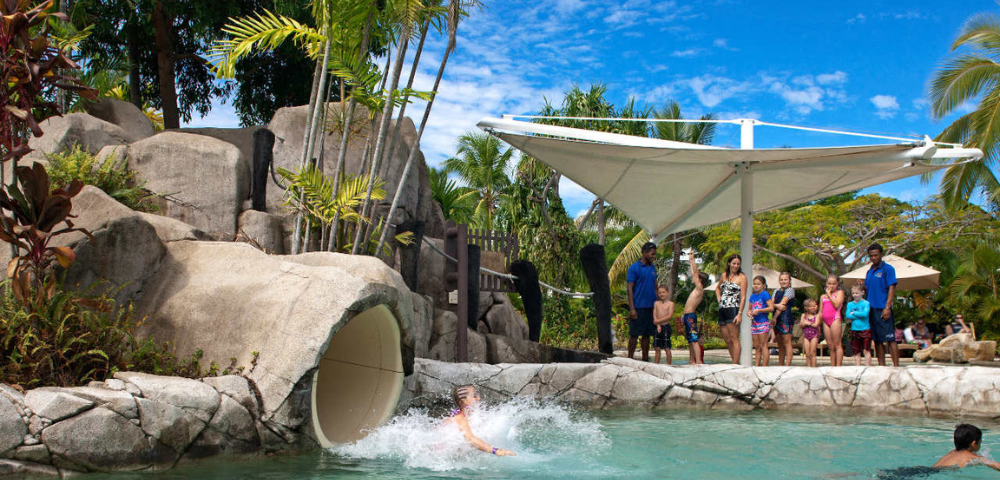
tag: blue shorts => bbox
[869,308,896,343]
[682,313,699,343]
[630,308,656,337]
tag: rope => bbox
[419,236,593,298]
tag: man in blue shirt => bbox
[627,242,659,361]
[864,243,899,367]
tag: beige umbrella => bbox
[708,264,813,291]
[841,254,940,291]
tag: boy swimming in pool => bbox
[443,385,516,456]
[933,424,1000,471]
[681,251,710,364]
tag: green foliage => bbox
[0,282,203,387]
[929,12,1000,210]
[442,131,514,231]
[428,166,476,224]
[539,296,596,350]
[946,240,1000,332]
[46,145,157,212]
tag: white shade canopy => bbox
[707,264,814,291]
[841,254,941,291]
[477,117,982,240]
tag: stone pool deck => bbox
[399,358,1000,419]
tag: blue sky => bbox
[187,0,999,218]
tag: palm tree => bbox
[929,13,1000,210]
[428,166,476,224]
[947,241,1000,331]
[442,131,513,231]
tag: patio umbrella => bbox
[841,254,940,291]
[707,264,813,291]
[478,116,981,364]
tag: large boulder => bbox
[28,113,134,157]
[417,237,448,307]
[41,407,174,471]
[426,309,487,363]
[267,103,445,237]
[133,241,415,434]
[86,99,155,141]
[479,293,529,341]
[175,126,262,200]
[237,210,285,254]
[127,132,250,235]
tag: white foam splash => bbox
[330,397,609,472]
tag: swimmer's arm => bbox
[453,415,516,456]
[975,455,1000,471]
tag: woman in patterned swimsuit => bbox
[715,254,747,364]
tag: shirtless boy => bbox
[653,286,675,365]
[934,424,1000,471]
[682,251,710,365]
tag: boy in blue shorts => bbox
[681,251,710,364]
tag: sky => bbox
[186,0,1000,219]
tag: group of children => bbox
[651,260,878,368]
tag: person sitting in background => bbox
[946,314,972,336]
[903,324,916,345]
[895,326,905,344]
[912,319,932,349]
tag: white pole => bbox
[739,119,754,367]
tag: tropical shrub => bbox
[46,145,157,212]
[0,282,203,387]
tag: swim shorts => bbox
[751,319,770,335]
[682,312,699,343]
[654,323,672,349]
[630,308,656,337]
[869,308,896,344]
[718,307,739,326]
[851,329,872,354]
[774,313,794,335]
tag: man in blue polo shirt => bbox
[864,243,899,366]
[627,242,658,362]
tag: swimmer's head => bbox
[452,385,480,411]
[955,424,983,452]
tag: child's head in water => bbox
[955,424,983,452]
[452,385,480,412]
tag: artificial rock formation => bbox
[85,99,155,141]
[401,358,1000,418]
[0,374,284,476]
[27,113,134,158]
[913,333,997,364]
[267,103,445,238]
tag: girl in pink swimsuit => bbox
[800,298,821,368]
[821,275,846,366]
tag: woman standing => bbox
[715,254,747,364]
[820,275,846,366]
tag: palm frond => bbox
[608,229,650,289]
[210,10,324,79]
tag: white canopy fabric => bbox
[841,255,941,291]
[707,264,813,291]
[477,117,981,240]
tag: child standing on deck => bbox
[800,298,821,367]
[847,284,872,366]
[681,251,710,364]
[748,276,774,366]
[653,286,675,365]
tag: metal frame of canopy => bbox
[477,116,983,366]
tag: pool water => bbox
[83,401,999,479]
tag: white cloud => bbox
[687,75,754,108]
[846,13,866,24]
[559,177,596,205]
[891,11,923,20]
[870,95,900,119]
[816,71,848,85]
[912,98,930,109]
[671,48,704,58]
[713,38,738,51]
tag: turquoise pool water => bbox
[83,402,999,479]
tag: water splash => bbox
[330,397,609,472]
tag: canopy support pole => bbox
[739,120,755,366]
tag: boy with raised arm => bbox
[682,251,710,364]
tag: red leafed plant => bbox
[0,0,96,305]
[0,163,90,304]
[1,0,96,163]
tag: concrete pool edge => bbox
[399,357,1000,419]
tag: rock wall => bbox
[400,358,1000,418]
[0,373,293,476]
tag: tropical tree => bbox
[946,240,1000,332]
[929,12,1000,210]
[442,131,513,231]
[428,167,476,224]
